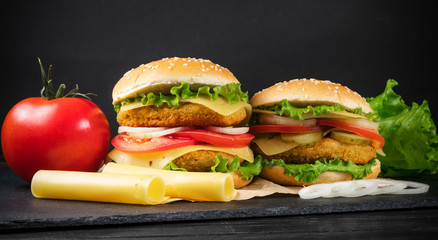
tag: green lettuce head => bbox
[367,79,438,177]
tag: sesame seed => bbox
[183,63,188,66]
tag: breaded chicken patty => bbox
[172,150,243,172]
[252,137,376,165]
[117,102,247,127]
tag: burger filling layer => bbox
[117,102,247,127]
[250,100,384,184]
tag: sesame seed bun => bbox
[260,160,381,186]
[250,78,373,113]
[113,57,239,104]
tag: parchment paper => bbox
[236,177,302,200]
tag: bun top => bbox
[113,57,239,104]
[250,78,373,113]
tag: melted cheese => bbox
[107,145,254,169]
[103,163,236,202]
[119,95,252,117]
[31,170,166,205]
[253,135,298,156]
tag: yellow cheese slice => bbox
[119,95,252,117]
[102,163,236,202]
[31,170,166,205]
[107,145,254,169]
[182,95,251,117]
[253,135,298,156]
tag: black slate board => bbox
[1,165,438,231]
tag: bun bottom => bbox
[260,160,381,186]
[231,172,253,189]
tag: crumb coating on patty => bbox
[117,102,247,127]
[173,150,243,172]
[252,137,376,165]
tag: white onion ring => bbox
[203,126,249,135]
[258,114,317,126]
[368,179,407,195]
[118,126,169,133]
[298,184,332,199]
[331,118,380,131]
[322,181,355,198]
[120,126,194,139]
[391,180,430,195]
[342,180,378,197]
[298,179,429,199]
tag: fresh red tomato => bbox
[317,119,385,149]
[249,124,322,134]
[112,133,202,153]
[1,97,111,182]
[169,129,254,148]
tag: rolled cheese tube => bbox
[31,170,166,205]
[102,162,237,202]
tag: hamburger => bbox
[249,78,384,186]
[107,57,262,188]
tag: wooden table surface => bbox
[2,207,438,238]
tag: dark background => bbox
[2,0,436,154]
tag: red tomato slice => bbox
[169,129,254,148]
[317,119,385,149]
[249,124,322,134]
[112,133,202,153]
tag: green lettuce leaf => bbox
[211,155,240,173]
[211,154,263,180]
[114,82,248,112]
[254,99,379,121]
[164,154,263,181]
[163,161,188,172]
[367,79,438,177]
[262,156,377,183]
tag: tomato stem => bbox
[38,57,96,100]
